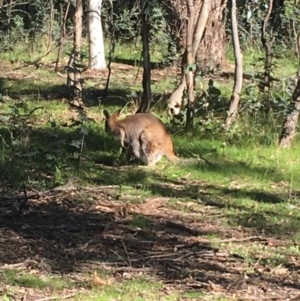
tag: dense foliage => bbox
[0,0,298,57]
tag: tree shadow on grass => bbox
[0,121,296,239]
[0,76,131,108]
[146,174,299,239]
[0,120,287,191]
[177,151,285,185]
[0,75,170,112]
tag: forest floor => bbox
[1,58,300,301]
[1,182,300,301]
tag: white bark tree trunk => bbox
[88,0,106,70]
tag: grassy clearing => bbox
[1,41,300,300]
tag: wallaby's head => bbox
[103,109,121,133]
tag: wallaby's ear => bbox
[103,110,110,120]
[113,109,122,118]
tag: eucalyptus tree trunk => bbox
[224,0,243,128]
[279,33,300,148]
[279,75,300,147]
[185,0,196,131]
[88,0,106,70]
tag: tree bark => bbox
[260,0,274,94]
[67,0,83,103]
[55,0,71,72]
[279,33,300,148]
[167,0,227,117]
[136,0,151,114]
[224,0,243,128]
[279,76,300,148]
[192,0,211,56]
[88,0,106,70]
[185,0,196,131]
[195,0,227,70]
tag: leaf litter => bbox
[0,181,300,301]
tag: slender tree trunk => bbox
[136,0,151,114]
[103,0,115,98]
[279,33,300,148]
[47,0,54,50]
[67,0,83,104]
[55,0,71,72]
[192,0,211,56]
[7,0,13,37]
[88,0,106,70]
[185,0,196,131]
[260,0,274,95]
[224,0,243,128]
[167,0,210,116]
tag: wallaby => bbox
[103,109,180,167]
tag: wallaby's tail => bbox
[166,152,181,163]
[181,156,214,166]
[167,153,214,166]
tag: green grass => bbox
[1,39,300,301]
[1,270,180,301]
[81,278,169,301]
[2,270,74,290]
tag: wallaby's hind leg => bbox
[139,139,150,165]
[131,140,142,159]
[146,146,163,166]
[124,144,135,163]
[121,139,149,166]
[140,131,162,167]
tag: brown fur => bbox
[103,109,180,166]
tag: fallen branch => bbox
[240,295,287,300]
[197,154,214,166]
[0,259,38,270]
[24,184,79,199]
[34,292,78,301]
[210,236,266,244]
[103,266,152,272]
[164,220,203,236]
[26,106,45,117]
